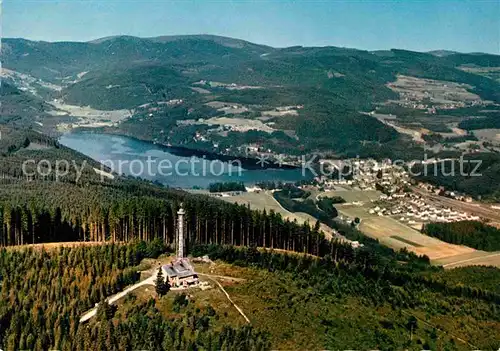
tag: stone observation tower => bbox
[177,204,185,258]
[162,203,199,288]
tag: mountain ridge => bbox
[5,34,499,57]
[2,34,500,161]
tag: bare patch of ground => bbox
[387,75,483,105]
[435,251,500,268]
[48,100,132,130]
[185,115,274,133]
[190,86,211,94]
[205,101,250,115]
[4,241,112,251]
[208,81,263,90]
[1,68,62,95]
[261,110,298,117]
[218,191,336,240]
[338,204,500,267]
[473,128,500,143]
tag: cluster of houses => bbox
[371,193,480,227]
[357,163,410,192]
[416,182,473,203]
[390,87,486,111]
[316,159,410,192]
[396,99,476,111]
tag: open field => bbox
[261,109,298,117]
[217,191,336,239]
[387,75,482,105]
[180,113,275,133]
[435,251,500,268]
[206,116,273,132]
[219,190,500,267]
[338,204,500,267]
[473,128,500,143]
[315,189,382,203]
[49,100,132,129]
[3,241,112,251]
[391,235,423,247]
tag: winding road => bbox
[80,275,156,322]
[79,270,250,324]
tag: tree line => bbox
[0,178,337,259]
[423,220,500,251]
[208,182,246,193]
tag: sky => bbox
[2,0,499,54]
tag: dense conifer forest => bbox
[2,240,500,350]
[1,126,500,349]
[208,182,246,193]
[0,243,270,350]
[423,221,500,251]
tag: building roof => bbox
[163,259,197,279]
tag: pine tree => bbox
[154,267,168,297]
[406,316,418,341]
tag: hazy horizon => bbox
[3,32,499,56]
[3,0,499,54]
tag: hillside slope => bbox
[2,36,499,159]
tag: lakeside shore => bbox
[66,127,301,171]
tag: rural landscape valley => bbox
[1,1,500,350]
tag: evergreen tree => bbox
[154,267,168,297]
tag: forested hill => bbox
[2,127,500,349]
[3,36,499,107]
[0,82,50,127]
[0,125,419,266]
[2,35,500,159]
[0,126,345,255]
[0,126,430,291]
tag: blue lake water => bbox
[59,132,311,188]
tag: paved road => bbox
[79,270,248,323]
[79,275,156,322]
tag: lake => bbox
[59,132,311,188]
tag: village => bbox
[369,192,480,228]
[309,158,486,229]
